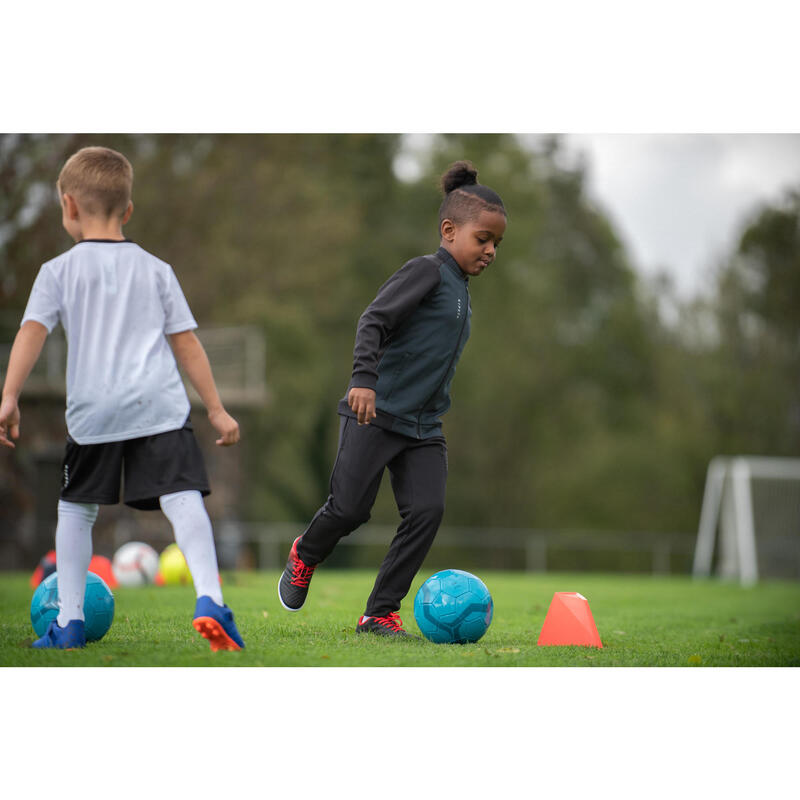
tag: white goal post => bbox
[693,456,800,585]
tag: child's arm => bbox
[348,257,441,425]
[168,330,240,446]
[0,321,49,448]
[350,258,441,392]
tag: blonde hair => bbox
[57,146,133,218]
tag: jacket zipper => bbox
[416,280,470,438]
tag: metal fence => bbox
[118,521,696,575]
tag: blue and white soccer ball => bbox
[30,571,115,642]
[413,568,493,644]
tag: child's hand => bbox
[348,387,377,425]
[0,396,21,449]
[208,407,240,446]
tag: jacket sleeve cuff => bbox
[349,372,378,392]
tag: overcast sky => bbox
[396,134,800,301]
[549,134,800,298]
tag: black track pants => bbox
[297,416,447,617]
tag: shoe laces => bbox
[290,552,316,587]
[375,612,403,631]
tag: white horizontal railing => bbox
[0,325,267,407]
[112,521,696,575]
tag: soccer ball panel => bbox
[82,575,115,640]
[413,569,493,644]
[419,578,441,602]
[30,572,114,642]
[30,577,59,634]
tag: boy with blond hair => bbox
[0,146,245,651]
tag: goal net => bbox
[693,456,800,585]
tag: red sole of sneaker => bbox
[192,617,242,652]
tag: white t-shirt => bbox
[22,240,197,444]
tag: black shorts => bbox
[60,418,210,511]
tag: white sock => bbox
[55,500,98,627]
[159,490,224,606]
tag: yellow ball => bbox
[159,544,192,586]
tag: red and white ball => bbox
[112,541,159,587]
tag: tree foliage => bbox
[1,134,797,537]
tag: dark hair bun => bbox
[441,160,478,194]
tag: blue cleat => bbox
[32,619,86,649]
[192,596,245,651]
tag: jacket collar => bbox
[436,246,468,281]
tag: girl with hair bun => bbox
[278,160,507,637]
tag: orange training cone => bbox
[88,554,118,589]
[537,591,603,648]
[30,550,57,588]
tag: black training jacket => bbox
[337,246,471,439]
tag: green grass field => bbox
[2,569,799,667]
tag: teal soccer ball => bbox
[413,569,493,644]
[30,571,115,642]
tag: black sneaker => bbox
[355,612,419,638]
[278,537,317,611]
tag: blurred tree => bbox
[2,134,797,544]
[736,189,800,346]
[387,134,667,531]
[698,188,800,456]
[0,134,408,524]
